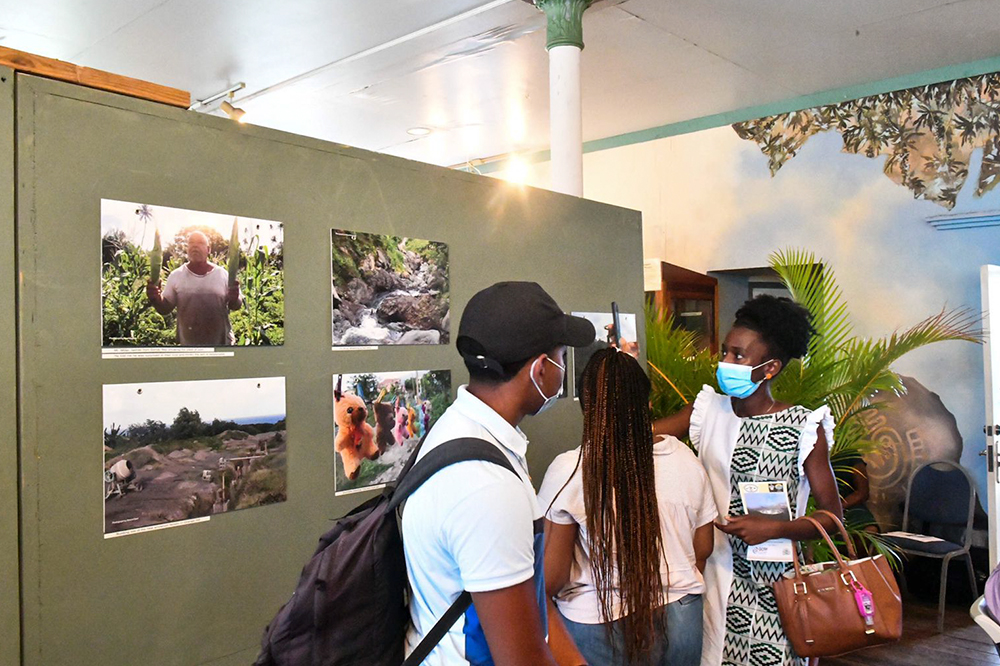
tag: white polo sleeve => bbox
[537,451,581,525]
[441,473,536,593]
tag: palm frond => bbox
[831,308,982,426]
[645,304,716,420]
[769,248,854,375]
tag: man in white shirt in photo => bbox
[402,281,595,666]
[146,230,241,345]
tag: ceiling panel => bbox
[4,0,1000,168]
[238,1,543,165]
[764,0,1000,93]
[624,0,993,95]
[50,0,504,99]
[0,0,164,59]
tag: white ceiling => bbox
[4,0,1000,168]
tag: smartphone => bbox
[610,301,622,347]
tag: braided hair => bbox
[733,294,816,364]
[579,347,664,662]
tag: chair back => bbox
[903,460,975,546]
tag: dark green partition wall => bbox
[1,65,20,666]
[14,72,643,666]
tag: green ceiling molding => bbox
[470,54,1000,178]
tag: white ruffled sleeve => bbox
[797,405,835,480]
[689,385,720,453]
[794,405,834,518]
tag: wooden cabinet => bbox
[646,261,719,354]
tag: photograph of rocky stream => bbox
[331,229,449,346]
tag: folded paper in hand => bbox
[739,481,794,562]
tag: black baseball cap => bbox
[457,281,596,374]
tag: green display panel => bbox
[1,65,20,666]
[15,73,643,665]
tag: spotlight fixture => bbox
[220,100,247,123]
[407,126,432,137]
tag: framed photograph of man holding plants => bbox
[101,199,285,347]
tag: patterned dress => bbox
[721,407,811,666]
[690,386,833,666]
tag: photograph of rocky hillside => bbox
[331,229,449,346]
[103,377,287,536]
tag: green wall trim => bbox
[470,53,1000,175]
[0,64,20,666]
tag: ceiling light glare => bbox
[407,126,432,136]
[506,156,530,186]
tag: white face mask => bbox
[530,355,565,415]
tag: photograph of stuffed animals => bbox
[333,369,452,494]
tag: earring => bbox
[764,373,773,380]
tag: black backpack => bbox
[255,437,517,666]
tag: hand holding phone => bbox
[610,301,622,346]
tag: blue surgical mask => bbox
[716,359,774,399]
[530,356,565,415]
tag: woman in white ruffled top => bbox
[654,295,843,666]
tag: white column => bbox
[532,0,591,197]
[549,44,583,197]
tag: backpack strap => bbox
[388,437,518,511]
[393,437,521,665]
[402,590,472,666]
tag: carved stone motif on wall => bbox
[860,375,964,530]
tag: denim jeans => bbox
[561,594,703,666]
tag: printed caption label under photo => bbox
[102,348,235,359]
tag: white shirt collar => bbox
[653,434,685,455]
[452,385,529,459]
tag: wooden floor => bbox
[824,598,999,666]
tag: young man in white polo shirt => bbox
[402,281,594,666]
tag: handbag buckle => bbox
[793,582,808,595]
[841,570,859,587]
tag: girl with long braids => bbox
[538,347,716,665]
[654,295,843,666]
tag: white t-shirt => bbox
[537,434,717,624]
[402,386,545,666]
[161,262,236,346]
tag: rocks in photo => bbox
[331,230,450,346]
[376,293,447,330]
[396,330,441,345]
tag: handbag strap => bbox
[800,516,851,572]
[788,512,857,577]
[811,509,857,559]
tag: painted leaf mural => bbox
[733,72,1000,209]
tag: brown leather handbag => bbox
[772,510,902,657]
